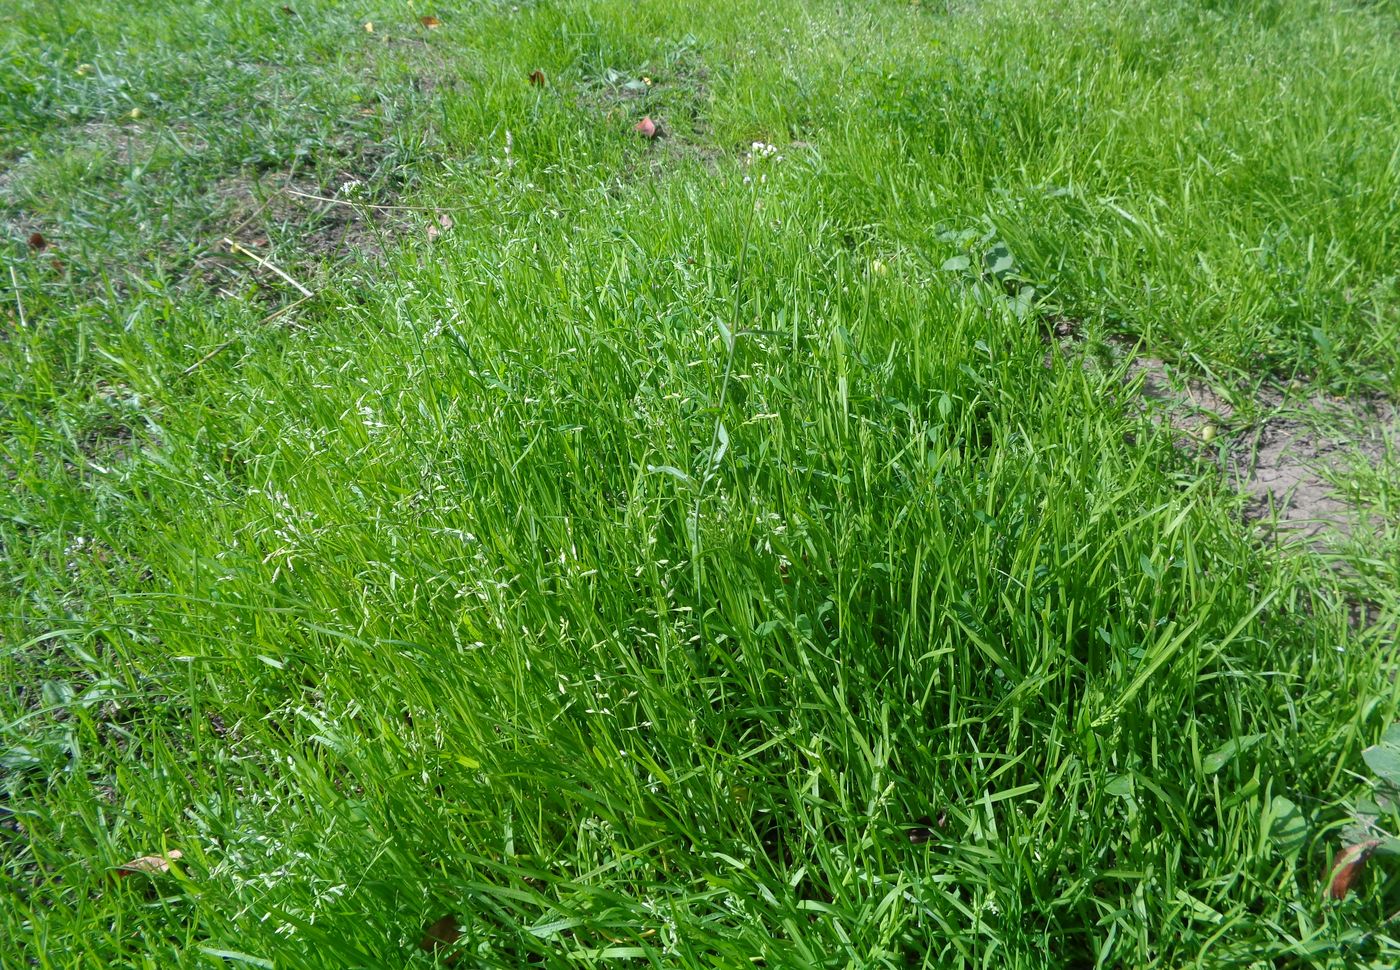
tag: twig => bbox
[180,339,238,377]
[284,188,515,223]
[221,238,313,297]
[186,184,287,272]
[260,293,313,325]
[8,266,26,329]
[180,295,313,377]
[283,188,442,212]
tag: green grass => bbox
[3,0,1400,966]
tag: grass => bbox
[3,0,1400,965]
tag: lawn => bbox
[3,0,1400,966]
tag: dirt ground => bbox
[1128,354,1396,544]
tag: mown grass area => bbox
[3,0,1400,966]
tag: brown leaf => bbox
[27,231,49,251]
[420,15,441,28]
[426,212,453,242]
[280,5,294,14]
[115,849,183,877]
[634,116,658,139]
[419,915,461,957]
[906,815,935,845]
[528,69,546,87]
[1327,839,1381,899]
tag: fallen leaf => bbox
[27,231,48,251]
[906,815,935,845]
[528,69,546,87]
[280,5,294,14]
[1327,839,1381,899]
[419,915,461,956]
[115,849,183,877]
[363,21,374,32]
[426,212,453,242]
[634,116,658,139]
[125,108,142,122]
[420,15,441,28]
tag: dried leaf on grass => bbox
[634,116,658,139]
[115,849,183,877]
[1327,839,1380,899]
[426,212,453,242]
[528,69,546,87]
[419,915,461,961]
[420,16,442,28]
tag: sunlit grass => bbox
[3,0,1399,966]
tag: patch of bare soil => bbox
[195,172,405,293]
[1,121,206,248]
[0,112,423,304]
[1235,401,1393,540]
[1127,354,1396,543]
